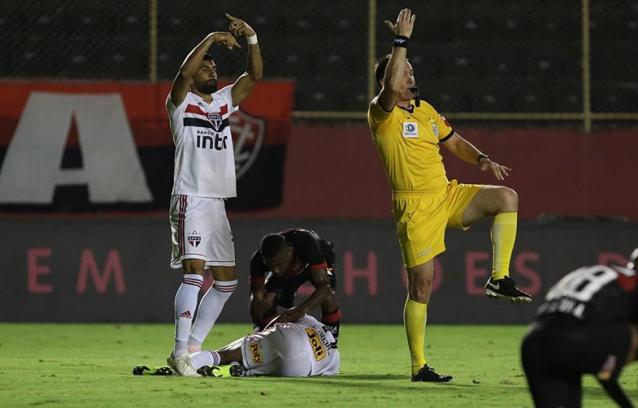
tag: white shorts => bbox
[169,195,235,268]
[240,324,312,377]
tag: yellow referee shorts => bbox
[392,180,483,268]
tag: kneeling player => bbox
[249,228,342,342]
[191,314,339,377]
[521,248,638,408]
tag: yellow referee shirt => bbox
[368,97,454,194]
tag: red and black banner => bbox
[0,80,294,212]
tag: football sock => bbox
[188,279,238,350]
[404,298,428,375]
[321,308,342,343]
[491,212,518,280]
[189,350,221,370]
[173,274,203,357]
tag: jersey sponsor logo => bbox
[305,327,327,361]
[184,106,265,176]
[248,341,263,364]
[196,130,228,150]
[187,231,201,247]
[230,110,266,178]
[402,122,418,138]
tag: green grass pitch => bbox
[1,324,635,407]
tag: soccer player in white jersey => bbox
[165,13,263,376]
[189,314,340,377]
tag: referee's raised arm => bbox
[377,8,415,112]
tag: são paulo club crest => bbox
[187,231,201,247]
[207,112,223,132]
[229,110,266,178]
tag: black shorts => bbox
[521,317,631,407]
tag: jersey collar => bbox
[397,104,415,114]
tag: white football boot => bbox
[167,352,201,377]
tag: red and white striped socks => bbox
[187,279,238,352]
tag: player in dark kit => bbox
[249,228,342,342]
[521,248,638,408]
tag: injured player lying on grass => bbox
[133,314,340,377]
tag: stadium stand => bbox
[0,0,636,115]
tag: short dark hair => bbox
[260,233,287,259]
[374,54,392,90]
[203,54,214,62]
[374,54,409,90]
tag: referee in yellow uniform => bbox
[368,8,531,383]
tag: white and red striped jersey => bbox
[166,85,239,197]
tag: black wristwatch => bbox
[477,154,489,164]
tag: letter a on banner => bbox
[0,92,152,203]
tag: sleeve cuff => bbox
[439,129,455,142]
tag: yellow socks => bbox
[491,212,518,280]
[404,298,427,375]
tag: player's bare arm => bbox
[170,31,240,106]
[442,132,511,181]
[277,268,332,324]
[249,282,277,327]
[225,13,263,106]
[377,8,415,112]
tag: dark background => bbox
[1,0,637,323]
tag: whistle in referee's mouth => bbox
[410,86,420,107]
